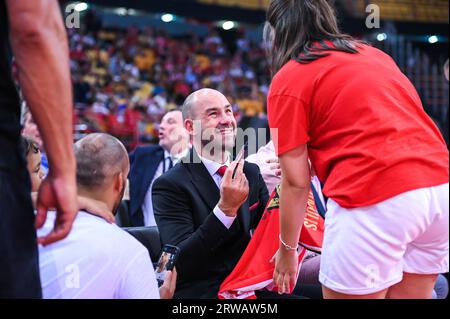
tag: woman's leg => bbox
[386,273,437,299]
[322,286,388,299]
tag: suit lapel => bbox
[183,149,221,214]
[183,150,252,234]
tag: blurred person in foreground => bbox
[128,109,190,226]
[38,133,176,299]
[1,0,77,298]
[265,0,448,299]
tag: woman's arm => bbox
[273,144,311,294]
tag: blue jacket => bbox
[128,144,165,226]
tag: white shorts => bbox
[319,183,449,295]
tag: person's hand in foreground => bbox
[35,172,78,246]
[217,159,249,217]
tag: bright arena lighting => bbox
[377,33,387,41]
[74,2,88,12]
[222,21,236,30]
[161,14,174,23]
[428,35,439,44]
[116,7,127,16]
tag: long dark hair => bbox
[264,0,360,75]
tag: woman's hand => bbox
[77,196,115,224]
[271,248,299,295]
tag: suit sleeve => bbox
[129,150,136,167]
[152,175,239,278]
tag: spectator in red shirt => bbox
[265,0,449,299]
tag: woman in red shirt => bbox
[266,0,449,299]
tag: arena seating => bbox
[342,0,449,23]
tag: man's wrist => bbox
[213,205,236,229]
[217,200,237,217]
[47,163,76,180]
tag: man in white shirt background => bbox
[38,133,176,299]
[128,109,190,227]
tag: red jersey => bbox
[268,44,449,208]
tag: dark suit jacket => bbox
[152,149,270,299]
[128,145,165,226]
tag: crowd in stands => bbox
[68,19,449,152]
[69,24,271,151]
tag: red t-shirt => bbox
[268,44,449,208]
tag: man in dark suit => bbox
[128,110,189,226]
[152,89,270,299]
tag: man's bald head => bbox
[182,88,237,159]
[74,133,129,191]
[182,88,228,121]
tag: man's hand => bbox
[35,172,78,246]
[266,158,281,177]
[218,159,249,217]
[159,269,177,299]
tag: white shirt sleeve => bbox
[116,248,160,299]
[213,205,236,229]
[245,141,280,194]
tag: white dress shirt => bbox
[142,148,189,226]
[198,155,237,229]
[37,211,160,299]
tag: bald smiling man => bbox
[152,89,270,299]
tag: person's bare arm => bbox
[273,144,310,294]
[7,0,77,245]
[31,193,115,224]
